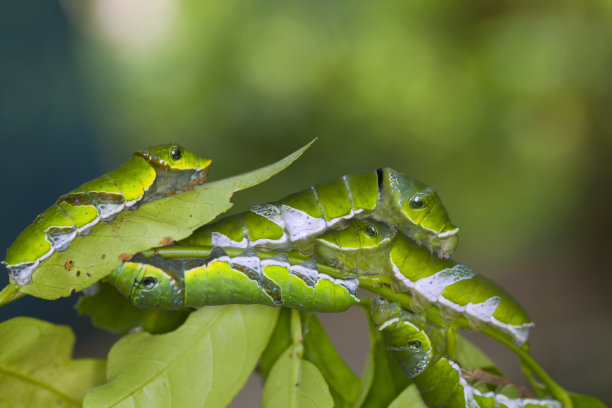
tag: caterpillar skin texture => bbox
[180,168,459,260]
[314,220,534,346]
[371,298,561,408]
[4,144,211,285]
[111,248,359,312]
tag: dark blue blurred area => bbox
[0,0,117,355]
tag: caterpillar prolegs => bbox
[3,144,211,285]
[181,168,459,260]
[371,298,561,408]
[313,219,534,346]
[110,248,359,312]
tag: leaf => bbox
[382,345,412,393]
[261,344,334,408]
[76,282,192,334]
[455,334,501,374]
[0,317,105,407]
[569,392,607,408]
[301,311,360,408]
[260,308,293,378]
[83,304,279,408]
[6,139,315,301]
[354,316,403,408]
[388,384,427,408]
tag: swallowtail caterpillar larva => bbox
[111,248,359,312]
[3,144,212,285]
[181,168,459,260]
[371,298,561,408]
[314,219,534,346]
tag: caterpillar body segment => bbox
[371,298,561,408]
[3,144,211,285]
[181,168,459,259]
[315,219,534,346]
[111,248,359,312]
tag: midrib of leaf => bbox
[289,347,302,407]
[0,365,81,407]
[108,307,232,407]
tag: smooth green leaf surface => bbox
[262,344,334,408]
[455,334,499,373]
[260,308,293,378]
[388,384,427,408]
[84,305,279,408]
[301,312,360,408]
[354,317,403,408]
[76,282,192,334]
[569,392,607,408]
[11,140,314,300]
[0,317,105,407]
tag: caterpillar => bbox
[110,248,359,312]
[180,168,459,260]
[3,144,212,285]
[313,219,534,346]
[371,298,561,408]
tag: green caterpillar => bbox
[181,168,459,259]
[110,248,359,312]
[371,298,561,408]
[3,144,211,286]
[313,219,534,346]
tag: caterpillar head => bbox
[371,297,445,378]
[137,144,211,181]
[377,168,458,259]
[111,254,185,309]
[314,219,395,276]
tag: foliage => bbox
[0,142,607,407]
[0,317,105,407]
[1,140,314,301]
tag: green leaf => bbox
[388,384,427,408]
[8,140,315,301]
[301,311,360,408]
[455,334,501,374]
[354,316,404,408]
[0,317,105,407]
[260,308,293,378]
[382,345,412,393]
[83,304,279,408]
[262,344,334,408]
[76,282,192,334]
[569,392,608,408]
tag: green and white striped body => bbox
[314,220,534,346]
[111,248,359,312]
[3,144,211,285]
[371,298,561,408]
[417,359,561,408]
[181,168,459,259]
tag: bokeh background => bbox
[1,0,611,405]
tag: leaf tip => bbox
[0,283,26,306]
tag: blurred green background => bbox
[0,0,610,405]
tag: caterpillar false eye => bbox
[364,224,378,238]
[171,146,182,161]
[409,194,425,209]
[408,340,422,351]
[141,276,158,289]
